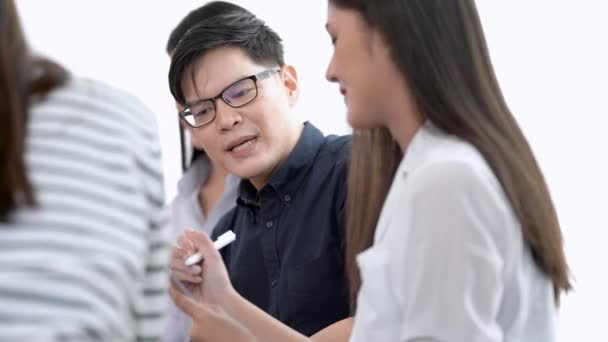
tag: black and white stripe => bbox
[0,78,169,341]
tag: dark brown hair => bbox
[0,0,68,221]
[331,0,571,308]
[346,128,401,310]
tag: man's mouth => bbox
[230,137,257,152]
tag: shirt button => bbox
[266,221,273,228]
[271,278,278,288]
[284,195,291,202]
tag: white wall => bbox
[16,1,608,340]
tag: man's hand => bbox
[170,284,256,342]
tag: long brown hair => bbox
[0,0,68,221]
[346,128,401,310]
[333,0,571,308]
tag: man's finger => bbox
[184,230,221,262]
[171,258,202,274]
[170,283,200,318]
[171,270,203,283]
[170,266,202,280]
[172,246,188,259]
[177,233,198,253]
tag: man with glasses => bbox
[179,68,281,128]
[167,1,351,339]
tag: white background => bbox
[17,1,608,340]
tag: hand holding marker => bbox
[184,230,236,266]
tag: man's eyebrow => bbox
[184,72,252,106]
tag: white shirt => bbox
[168,156,240,241]
[350,122,557,342]
[163,156,239,342]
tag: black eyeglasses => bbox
[178,68,281,128]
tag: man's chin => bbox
[229,164,266,181]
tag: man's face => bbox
[179,46,301,188]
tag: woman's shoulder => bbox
[400,125,499,198]
[406,139,511,220]
[33,76,158,134]
[392,126,518,238]
[174,157,210,196]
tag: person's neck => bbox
[206,161,229,187]
[384,88,423,153]
[388,114,422,154]
[249,122,304,191]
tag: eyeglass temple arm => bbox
[257,68,281,79]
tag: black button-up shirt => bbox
[211,122,351,336]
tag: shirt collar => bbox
[177,156,210,195]
[177,155,241,195]
[399,120,446,176]
[238,122,325,204]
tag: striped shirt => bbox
[0,78,169,341]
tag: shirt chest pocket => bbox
[286,246,349,318]
[287,246,345,295]
[354,248,401,331]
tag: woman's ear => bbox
[371,29,392,61]
[281,65,299,107]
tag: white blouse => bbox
[350,122,557,342]
[164,156,239,342]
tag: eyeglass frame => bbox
[178,67,281,128]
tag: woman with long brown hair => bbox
[170,1,570,341]
[0,0,168,340]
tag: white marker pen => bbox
[184,230,236,266]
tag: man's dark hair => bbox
[168,3,285,105]
[166,1,249,55]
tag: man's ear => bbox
[281,65,299,107]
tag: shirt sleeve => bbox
[396,161,507,341]
[335,157,349,252]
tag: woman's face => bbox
[325,4,409,130]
